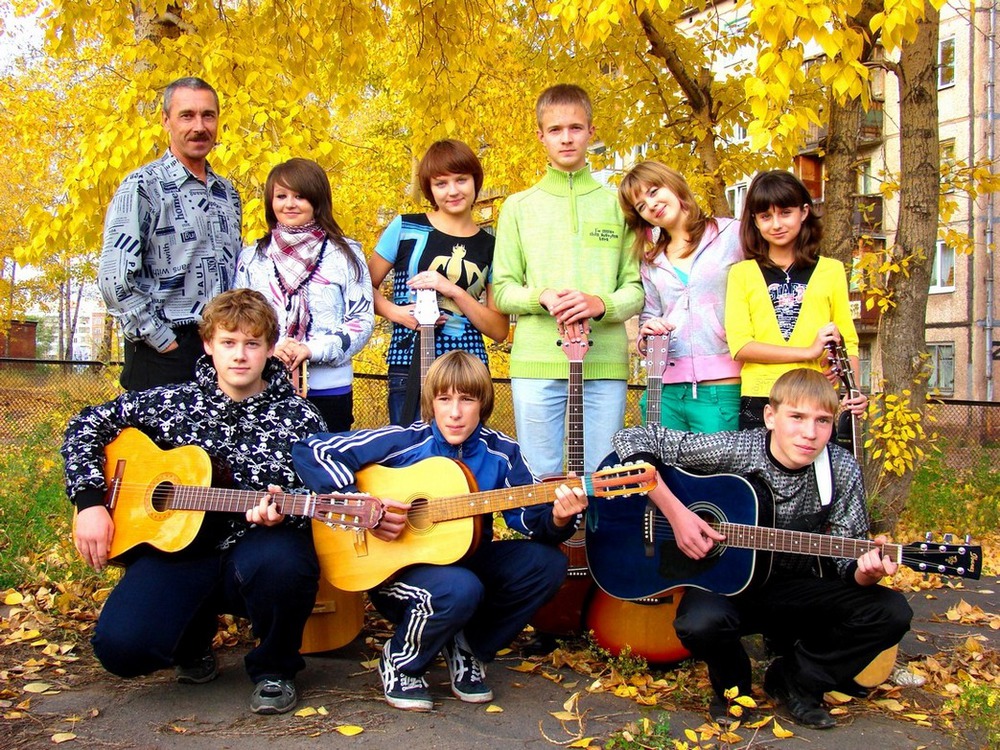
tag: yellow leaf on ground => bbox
[550,711,577,721]
[509,661,538,673]
[335,725,364,736]
[4,592,24,605]
[294,706,317,717]
[486,704,503,713]
[23,683,52,693]
[772,718,794,738]
[51,733,76,743]
[875,698,906,711]
[568,739,594,748]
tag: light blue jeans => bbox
[511,378,626,475]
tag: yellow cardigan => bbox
[725,256,859,398]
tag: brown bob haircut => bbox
[420,350,494,424]
[199,289,279,347]
[417,140,484,209]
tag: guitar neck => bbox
[429,476,584,523]
[567,361,584,475]
[715,522,900,565]
[164,485,320,517]
[419,323,436,386]
[646,377,663,427]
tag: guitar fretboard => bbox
[567,360,584,474]
[419,324,436,386]
[430,476,586,522]
[717,522,901,563]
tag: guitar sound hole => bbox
[151,482,176,513]
[407,498,431,531]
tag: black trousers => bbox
[120,325,204,391]
[674,574,912,700]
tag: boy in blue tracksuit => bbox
[293,351,587,711]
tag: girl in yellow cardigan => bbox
[726,170,867,429]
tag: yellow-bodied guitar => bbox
[85,428,384,561]
[311,456,656,592]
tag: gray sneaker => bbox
[175,649,219,685]
[442,631,493,703]
[250,678,297,715]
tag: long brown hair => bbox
[739,170,822,268]
[255,158,363,279]
[618,161,713,263]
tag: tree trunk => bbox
[637,10,730,217]
[872,7,939,532]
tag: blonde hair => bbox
[535,83,592,128]
[768,368,839,416]
[420,351,494,424]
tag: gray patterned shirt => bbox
[611,425,869,579]
[99,151,242,351]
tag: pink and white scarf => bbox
[269,222,327,340]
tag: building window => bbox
[938,36,956,89]
[930,241,955,292]
[940,139,957,193]
[926,343,955,396]
[857,159,876,195]
[858,343,872,392]
[726,183,748,217]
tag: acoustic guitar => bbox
[826,341,864,461]
[88,428,384,561]
[311,455,655,592]
[86,428,385,655]
[585,332,691,664]
[586,458,981,601]
[529,321,595,636]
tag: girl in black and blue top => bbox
[368,140,509,425]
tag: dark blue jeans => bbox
[387,366,410,426]
[91,524,319,683]
[370,540,568,676]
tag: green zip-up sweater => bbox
[493,166,643,380]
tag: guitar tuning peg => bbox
[965,534,972,544]
[943,533,954,544]
[924,531,933,542]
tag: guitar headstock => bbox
[824,341,858,393]
[644,333,671,380]
[901,535,982,580]
[588,461,657,497]
[413,288,441,327]
[558,321,591,363]
[312,495,386,530]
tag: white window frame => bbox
[930,240,956,293]
[938,36,956,89]
[726,182,748,218]
[926,342,955,396]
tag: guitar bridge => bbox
[643,501,656,557]
[352,529,369,557]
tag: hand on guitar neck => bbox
[540,288,605,324]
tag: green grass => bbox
[904,443,1000,535]
[0,419,94,589]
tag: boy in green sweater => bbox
[493,83,642,475]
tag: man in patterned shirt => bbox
[99,76,242,390]
[63,289,325,715]
[611,369,912,730]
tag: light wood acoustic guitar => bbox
[311,455,656,593]
[88,428,384,560]
[85,428,384,655]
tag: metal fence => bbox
[1,358,997,471]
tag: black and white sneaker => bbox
[250,678,297,715]
[442,631,493,703]
[175,648,219,685]
[379,643,433,712]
